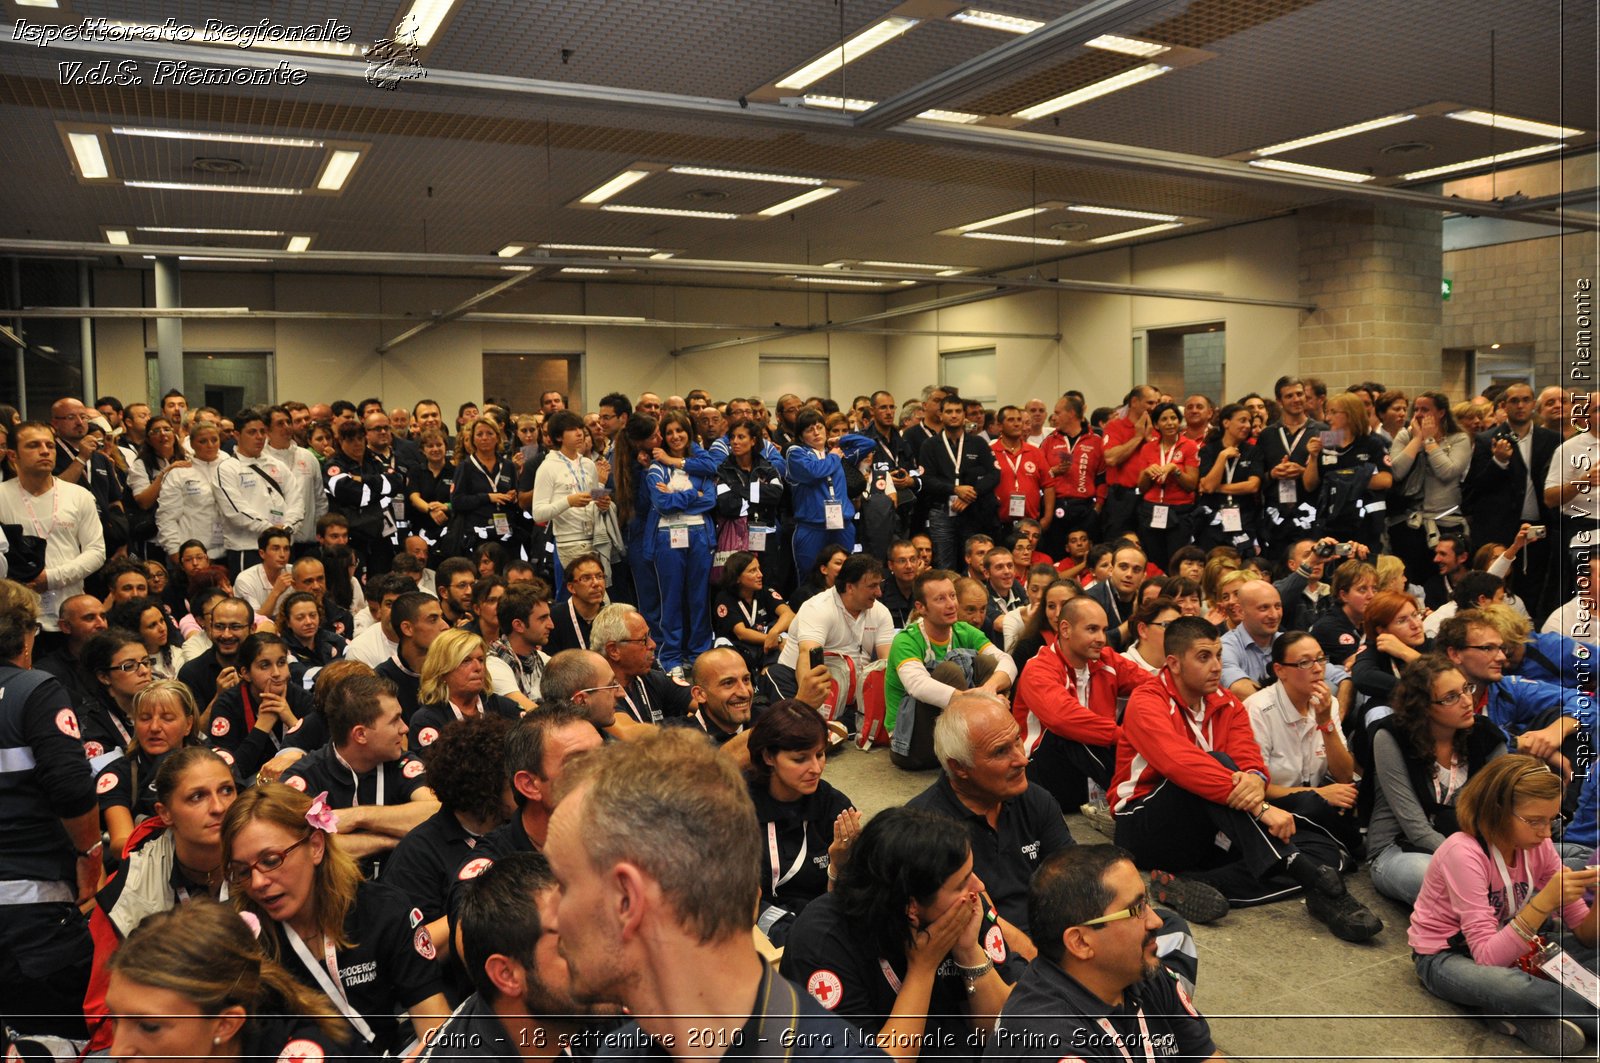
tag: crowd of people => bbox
[1,372,1598,1062]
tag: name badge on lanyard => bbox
[1008,494,1026,518]
[493,512,512,536]
[824,501,844,530]
[749,525,772,552]
[1221,507,1243,533]
[1278,478,1298,504]
[1149,505,1169,529]
[669,525,690,549]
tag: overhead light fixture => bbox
[1401,143,1564,181]
[950,9,1043,34]
[15,1,61,7]
[285,236,312,253]
[105,230,130,245]
[860,259,967,272]
[1446,110,1582,140]
[802,94,875,112]
[774,15,919,90]
[791,275,892,287]
[1252,113,1416,157]
[316,149,362,191]
[540,243,658,254]
[501,265,536,272]
[668,165,823,186]
[917,108,986,124]
[953,206,1048,233]
[125,180,301,195]
[648,252,676,260]
[141,255,275,263]
[758,187,841,216]
[497,244,526,257]
[580,169,652,205]
[113,126,325,148]
[962,231,1070,246]
[139,226,285,236]
[1084,34,1170,57]
[398,0,459,47]
[1248,158,1374,183]
[68,132,109,179]
[561,267,612,275]
[1069,205,1181,222]
[1088,222,1184,243]
[601,204,741,220]
[1013,63,1171,121]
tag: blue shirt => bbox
[1484,675,1597,736]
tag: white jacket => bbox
[156,456,225,556]
[215,450,304,550]
[264,441,328,545]
[0,478,105,629]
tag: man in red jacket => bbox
[1108,616,1382,942]
[1014,597,1152,810]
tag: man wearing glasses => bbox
[176,596,254,719]
[1438,611,1593,798]
[991,846,1218,1063]
[49,398,126,550]
[1221,581,1353,702]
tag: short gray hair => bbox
[589,603,639,659]
[541,649,610,702]
[932,691,1010,772]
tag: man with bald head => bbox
[1537,386,1575,438]
[1219,580,1283,699]
[33,594,109,738]
[50,397,126,546]
[665,647,755,759]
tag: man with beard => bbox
[176,595,252,718]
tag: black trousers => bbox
[1026,731,1115,810]
[0,901,92,1039]
[1114,751,1348,907]
[1100,484,1140,541]
[1039,497,1099,560]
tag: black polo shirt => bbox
[990,961,1213,1063]
[749,778,853,917]
[662,708,744,746]
[444,816,543,922]
[377,655,424,722]
[280,744,429,806]
[616,670,692,725]
[907,775,1075,935]
[879,580,916,628]
[94,748,164,821]
[177,650,229,714]
[207,683,324,780]
[410,695,522,754]
[547,599,600,655]
[383,806,492,923]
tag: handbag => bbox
[0,523,46,582]
[712,516,750,583]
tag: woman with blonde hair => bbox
[450,415,518,550]
[408,628,521,751]
[1303,391,1394,554]
[95,679,203,856]
[1208,567,1261,631]
[223,783,450,1054]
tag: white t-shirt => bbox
[345,622,398,668]
[1545,431,1600,547]
[0,478,105,629]
[1543,596,1599,641]
[777,590,895,668]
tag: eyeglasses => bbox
[1281,655,1329,671]
[1432,682,1479,706]
[572,572,607,584]
[1512,812,1566,834]
[1078,894,1150,928]
[575,683,624,697]
[225,832,312,886]
[616,637,652,646]
[1463,643,1507,657]
[106,656,158,674]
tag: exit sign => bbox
[1441,278,1453,300]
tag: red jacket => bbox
[1014,642,1153,753]
[1109,668,1267,812]
[1102,417,1148,488]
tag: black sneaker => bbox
[1305,889,1383,942]
[1287,854,1345,897]
[1498,1016,1586,1056]
[1147,870,1229,924]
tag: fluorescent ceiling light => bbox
[758,187,841,216]
[1401,143,1565,181]
[16,1,61,7]
[648,252,676,260]
[1069,205,1181,222]
[601,204,741,220]
[105,230,130,245]
[669,165,822,186]
[1253,113,1416,157]
[861,260,966,272]
[114,126,324,148]
[104,20,363,56]
[802,95,875,112]
[540,243,658,253]
[1013,63,1171,121]
[501,265,536,272]
[142,255,274,263]
[316,149,361,191]
[68,132,109,179]
[950,9,1043,34]
[1084,34,1169,57]
[953,206,1048,233]
[125,180,301,195]
[1087,222,1183,243]
[285,236,312,253]
[561,268,611,275]
[399,0,458,47]
[497,244,526,257]
[775,16,919,90]
[962,231,1069,246]
[918,109,986,124]
[1446,110,1582,140]
[139,226,285,236]
[580,169,652,205]
[1248,158,1374,183]
[792,276,891,287]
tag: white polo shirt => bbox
[1243,682,1343,788]
[777,589,894,669]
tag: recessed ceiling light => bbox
[758,187,841,216]
[1013,63,1171,121]
[316,149,362,192]
[285,236,312,253]
[668,165,823,186]
[860,260,967,272]
[918,109,986,124]
[68,132,109,179]
[953,206,1049,233]
[1084,34,1170,57]
[540,243,660,254]
[398,0,459,47]
[561,267,612,275]
[1252,113,1417,157]
[961,231,1070,246]
[580,169,652,205]
[950,9,1044,34]
[501,265,536,272]
[1068,205,1181,222]
[125,180,301,195]
[601,204,741,220]
[138,226,286,236]
[775,16,919,90]
[497,244,526,257]
[1401,143,1565,181]
[1446,110,1582,140]
[802,95,875,112]
[1087,222,1184,243]
[113,126,325,148]
[1248,158,1374,183]
[791,275,892,287]
[105,230,130,245]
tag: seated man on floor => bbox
[1110,616,1383,941]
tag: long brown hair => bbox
[613,413,659,529]
[1390,655,1471,761]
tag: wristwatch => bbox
[1254,801,1271,819]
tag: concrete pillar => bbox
[153,257,183,398]
[79,262,95,403]
[1297,202,1444,394]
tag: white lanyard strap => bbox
[998,446,1024,480]
[21,489,59,539]
[284,924,377,1044]
[767,821,809,893]
[1180,702,1212,752]
[738,596,761,630]
[1278,425,1308,458]
[334,749,383,807]
[568,600,588,651]
[1157,443,1179,502]
[1095,1010,1156,1063]
[878,958,902,994]
[621,679,658,723]
[556,452,588,492]
[470,456,505,491]
[941,433,965,486]
[1490,844,1528,924]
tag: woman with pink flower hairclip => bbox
[222,782,451,1058]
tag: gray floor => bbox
[822,745,1551,1063]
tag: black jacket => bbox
[1462,424,1560,549]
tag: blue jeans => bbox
[1414,934,1599,1036]
[1370,845,1432,906]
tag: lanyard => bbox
[621,678,657,723]
[1179,699,1213,752]
[284,924,378,1044]
[1156,442,1179,502]
[767,821,809,894]
[334,748,383,807]
[1278,424,1309,458]
[997,445,1025,481]
[1432,756,1464,806]
[470,456,506,491]
[941,432,965,486]
[21,487,59,539]
[879,958,903,994]
[556,452,588,491]
[1489,845,1530,924]
[1095,1010,1156,1063]
[450,697,483,723]
[568,600,589,651]
[738,595,762,630]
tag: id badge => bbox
[1538,944,1600,1006]
[748,526,769,552]
[1322,452,1338,466]
[492,512,512,537]
[669,525,689,550]
[1150,504,1169,529]
[824,502,844,530]
[1278,478,1297,504]
[1221,507,1243,533]
[1008,494,1026,518]
[948,494,961,517]
[269,507,285,523]
[750,481,761,505]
